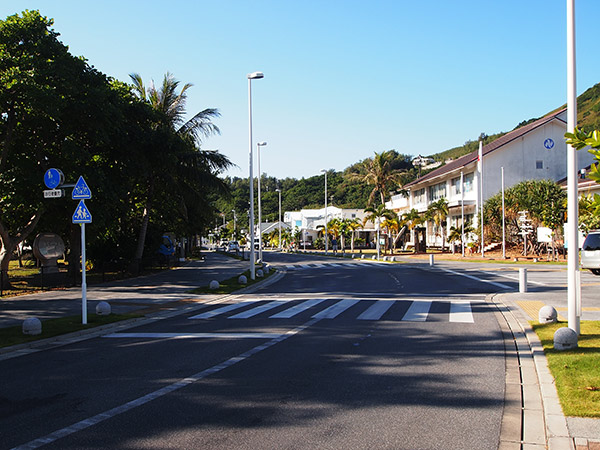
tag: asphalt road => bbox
[3,252,518,449]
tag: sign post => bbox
[72,183,92,324]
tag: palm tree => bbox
[128,72,226,272]
[347,150,406,206]
[345,218,362,253]
[426,198,449,251]
[401,208,424,253]
[365,204,395,259]
[381,215,400,254]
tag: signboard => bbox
[537,227,552,243]
[44,168,64,189]
[544,138,555,150]
[72,176,92,199]
[72,200,92,224]
[43,189,64,198]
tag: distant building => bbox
[387,109,596,248]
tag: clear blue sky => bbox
[2,1,599,180]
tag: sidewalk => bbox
[0,252,249,329]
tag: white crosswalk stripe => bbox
[188,298,476,323]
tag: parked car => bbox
[581,230,600,275]
[227,241,240,252]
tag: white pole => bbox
[324,170,328,255]
[461,171,465,257]
[277,189,282,250]
[501,167,506,259]
[479,140,484,257]
[257,142,266,262]
[81,223,87,324]
[248,78,256,280]
[567,0,580,334]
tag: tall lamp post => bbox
[276,188,282,251]
[247,71,264,280]
[232,209,237,239]
[257,141,267,262]
[321,169,328,254]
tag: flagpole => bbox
[479,140,484,257]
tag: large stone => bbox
[22,318,42,336]
[554,327,578,351]
[96,301,111,316]
[538,305,557,324]
[209,280,220,290]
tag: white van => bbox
[581,231,600,276]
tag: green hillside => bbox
[428,82,600,162]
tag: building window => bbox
[451,177,461,195]
[428,182,447,201]
[463,173,474,193]
[536,160,543,169]
[414,188,426,204]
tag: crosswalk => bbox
[188,298,476,323]
[283,262,364,271]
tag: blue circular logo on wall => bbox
[544,138,555,150]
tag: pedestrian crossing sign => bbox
[72,200,92,224]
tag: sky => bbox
[2,1,600,180]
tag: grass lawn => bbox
[190,268,276,295]
[0,313,142,349]
[531,321,600,417]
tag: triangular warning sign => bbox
[72,176,92,199]
[72,200,92,224]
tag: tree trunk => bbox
[130,179,154,274]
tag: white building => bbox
[387,109,596,248]
[284,207,370,245]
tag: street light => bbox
[276,188,282,251]
[257,141,267,262]
[247,71,264,280]
[232,209,237,238]
[321,169,328,255]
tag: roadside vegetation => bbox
[532,321,600,417]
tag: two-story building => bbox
[387,109,596,248]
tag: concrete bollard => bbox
[256,269,264,278]
[538,305,557,324]
[361,255,365,260]
[209,280,220,290]
[22,318,42,335]
[519,268,527,293]
[429,254,434,266]
[238,275,247,285]
[96,301,111,316]
[554,327,578,351]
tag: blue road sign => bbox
[44,168,64,189]
[72,176,92,199]
[544,138,555,150]
[72,200,92,224]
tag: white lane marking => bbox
[286,265,297,270]
[228,300,287,319]
[103,332,283,339]
[402,301,432,321]
[438,267,512,290]
[12,317,321,450]
[312,299,360,319]
[481,271,547,286]
[188,301,252,319]
[357,300,395,320]
[270,298,326,318]
[449,301,474,323]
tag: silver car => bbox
[581,231,600,276]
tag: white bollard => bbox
[519,268,527,293]
[429,254,434,266]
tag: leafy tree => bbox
[565,128,600,183]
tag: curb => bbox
[491,293,575,450]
